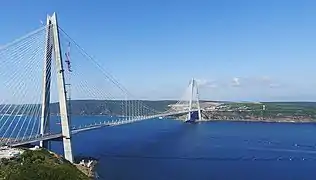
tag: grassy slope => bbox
[0,149,89,180]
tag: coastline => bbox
[198,118,316,123]
[74,157,98,179]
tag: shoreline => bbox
[74,157,98,179]
[198,118,316,124]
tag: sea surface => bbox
[50,117,316,180]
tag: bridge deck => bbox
[5,110,199,147]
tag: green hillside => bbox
[49,100,177,115]
[0,149,89,180]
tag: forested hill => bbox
[52,101,316,116]
[2,100,316,116]
[50,100,178,116]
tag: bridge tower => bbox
[40,13,73,163]
[186,78,202,123]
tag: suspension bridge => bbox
[0,13,203,163]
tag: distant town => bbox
[170,101,316,123]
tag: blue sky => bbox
[1,0,316,101]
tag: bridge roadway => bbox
[4,110,198,147]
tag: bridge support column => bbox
[51,13,74,163]
[196,79,202,121]
[40,13,73,163]
[187,78,194,121]
[40,15,53,149]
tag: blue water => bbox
[50,118,316,180]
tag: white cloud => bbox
[229,76,281,89]
[195,79,208,86]
[231,77,240,87]
[268,83,281,88]
[194,76,281,92]
[195,78,218,88]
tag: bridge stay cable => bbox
[0,26,48,145]
[57,27,160,115]
[0,13,199,163]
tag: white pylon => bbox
[187,78,202,121]
[40,13,73,163]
